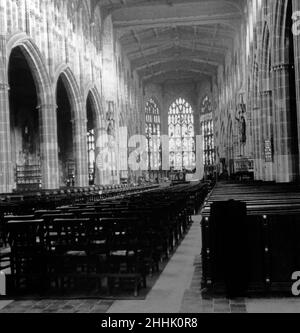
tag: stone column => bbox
[0,81,13,193]
[252,106,263,180]
[94,126,105,186]
[38,103,59,189]
[72,112,89,188]
[293,0,300,170]
[272,64,299,182]
[260,90,274,181]
[0,34,13,193]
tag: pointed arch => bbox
[84,84,105,129]
[7,33,53,106]
[272,0,294,64]
[54,65,83,120]
[55,66,88,187]
[260,22,271,88]
[6,33,58,190]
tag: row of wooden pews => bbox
[0,184,159,248]
[201,181,300,294]
[1,182,208,297]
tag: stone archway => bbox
[55,68,88,188]
[4,34,58,191]
[85,86,103,185]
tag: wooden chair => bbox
[44,218,92,292]
[6,219,45,294]
[105,217,147,296]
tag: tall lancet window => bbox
[169,98,196,171]
[87,129,95,184]
[145,98,161,170]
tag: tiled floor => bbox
[1,214,300,313]
[108,217,203,313]
[0,299,113,313]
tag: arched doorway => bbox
[86,92,97,185]
[8,46,41,191]
[56,76,75,187]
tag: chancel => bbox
[0,0,300,314]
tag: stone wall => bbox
[0,0,144,192]
[215,0,300,182]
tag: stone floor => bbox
[1,214,300,313]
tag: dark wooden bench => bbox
[201,181,300,293]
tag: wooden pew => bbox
[1,182,208,297]
[201,181,300,293]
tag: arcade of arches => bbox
[1,0,300,193]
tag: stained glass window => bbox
[169,98,195,171]
[145,99,161,170]
[87,129,95,184]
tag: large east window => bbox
[169,98,196,171]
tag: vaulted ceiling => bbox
[99,0,245,84]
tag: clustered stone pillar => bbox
[252,105,263,180]
[271,0,299,182]
[72,109,89,188]
[95,126,111,186]
[272,63,299,182]
[260,90,274,181]
[293,0,300,169]
[38,103,60,189]
[0,35,13,193]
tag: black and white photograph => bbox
[0,0,300,322]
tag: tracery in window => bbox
[201,120,215,166]
[169,98,195,171]
[145,99,161,171]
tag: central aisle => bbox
[108,216,202,313]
